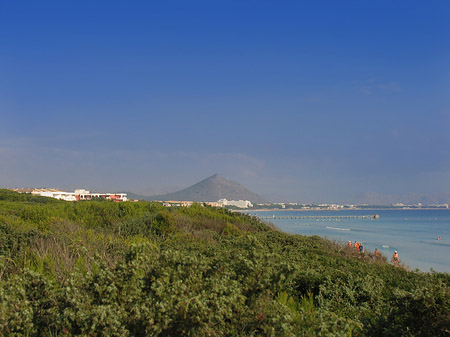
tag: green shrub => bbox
[0,192,448,336]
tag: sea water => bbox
[247,209,450,273]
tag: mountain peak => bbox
[150,174,266,203]
[204,174,227,183]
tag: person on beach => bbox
[359,244,363,253]
[374,248,380,257]
[348,241,352,247]
[391,251,399,267]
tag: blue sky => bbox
[1,1,449,202]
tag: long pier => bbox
[258,214,379,220]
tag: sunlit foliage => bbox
[0,189,449,336]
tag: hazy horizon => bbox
[1,1,449,204]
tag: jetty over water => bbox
[258,214,380,220]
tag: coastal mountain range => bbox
[124,175,450,205]
[127,174,266,203]
[352,191,450,206]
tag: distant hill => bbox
[353,191,450,205]
[148,174,266,203]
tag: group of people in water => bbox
[348,240,364,252]
[346,236,443,268]
[348,240,400,266]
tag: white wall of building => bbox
[218,199,253,208]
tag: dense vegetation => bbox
[0,189,449,336]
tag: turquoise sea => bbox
[246,209,450,273]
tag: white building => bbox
[25,188,127,202]
[31,188,77,201]
[74,189,127,202]
[218,199,253,209]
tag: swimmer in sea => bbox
[391,251,399,267]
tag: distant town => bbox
[9,188,450,210]
[246,202,450,210]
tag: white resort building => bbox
[13,188,127,202]
[218,199,253,209]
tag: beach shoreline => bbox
[246,208,450,273]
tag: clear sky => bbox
[1,1,449,202]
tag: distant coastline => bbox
[246,207,450,211]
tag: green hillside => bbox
[0,189,448,336]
